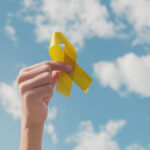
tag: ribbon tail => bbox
[73,64,93,94]
[56,72,72,98]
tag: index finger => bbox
[20,61,72,73]
[49,61,72,72]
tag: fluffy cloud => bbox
[23,0,35,8]
[66,120,126,150]
[93,53,150,97]
[45,106,58,144]
[111,0,150,46]
[21,0,122,48]
[5,23,17,42]
[47,106,57,120]
[45,123,58,144]
[0,81,21,119]
[125,144,146,150]
[5,14,17,42]
[10,0,150,48]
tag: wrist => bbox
[21,122,44,131]
[21,117,45,129]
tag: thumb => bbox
[52,71,60,88]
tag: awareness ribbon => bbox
[49,32,93,98]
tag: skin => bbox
[17,61,72,150]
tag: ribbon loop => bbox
[49,32,92,97]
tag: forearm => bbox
[20,122,44,150]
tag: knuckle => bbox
[17,75,21,85]
[43,72,52,81]
[43,61,50,66]
[19,82,27,94]
[19,68,26,74]
[17,73,25,84]
[43,64,51,72]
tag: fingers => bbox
[19,72,52,94]
[17,61,71,101]
[18,61,72,84]
[19,61,47,73]
[18,64,52,84]
[24,84,53,104]
[20,61,72,73]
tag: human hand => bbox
[17,61,72,128]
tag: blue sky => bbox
[0,0,150,150]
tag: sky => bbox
[0,0,150,150]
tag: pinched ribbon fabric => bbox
[49,32,93,98]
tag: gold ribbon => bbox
[49,32,93,98]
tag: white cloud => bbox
[5,23,17,42]
[5,14,17,42]
[45,123,58,144]
[66,120,126,150]
[12,0,150,48]
[0,81,21,119]
[23,0,35,8]
[45,106,58,144]
[21,0,123,48]
[48,106,57,120]
[111,0,150,46]
[126,144,146,150]
[93,53,150,97]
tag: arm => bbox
[17,61,72,150]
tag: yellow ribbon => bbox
[49,32,93,98]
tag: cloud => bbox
[45,106,58,144]
[111,0,150,46]
[45,123,58,144]
[66,120,126,150]
[10,0,150,48]
[0,81,21,119]
[125,144,146,150]
[23,0,35,8]
[47,106,57,120]
[93,53,150,97]
[5,14,17,42]
[5,23,17,42]
[66,120,147,150]
[21,0,123,48]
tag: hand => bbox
[17,61,72,128]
